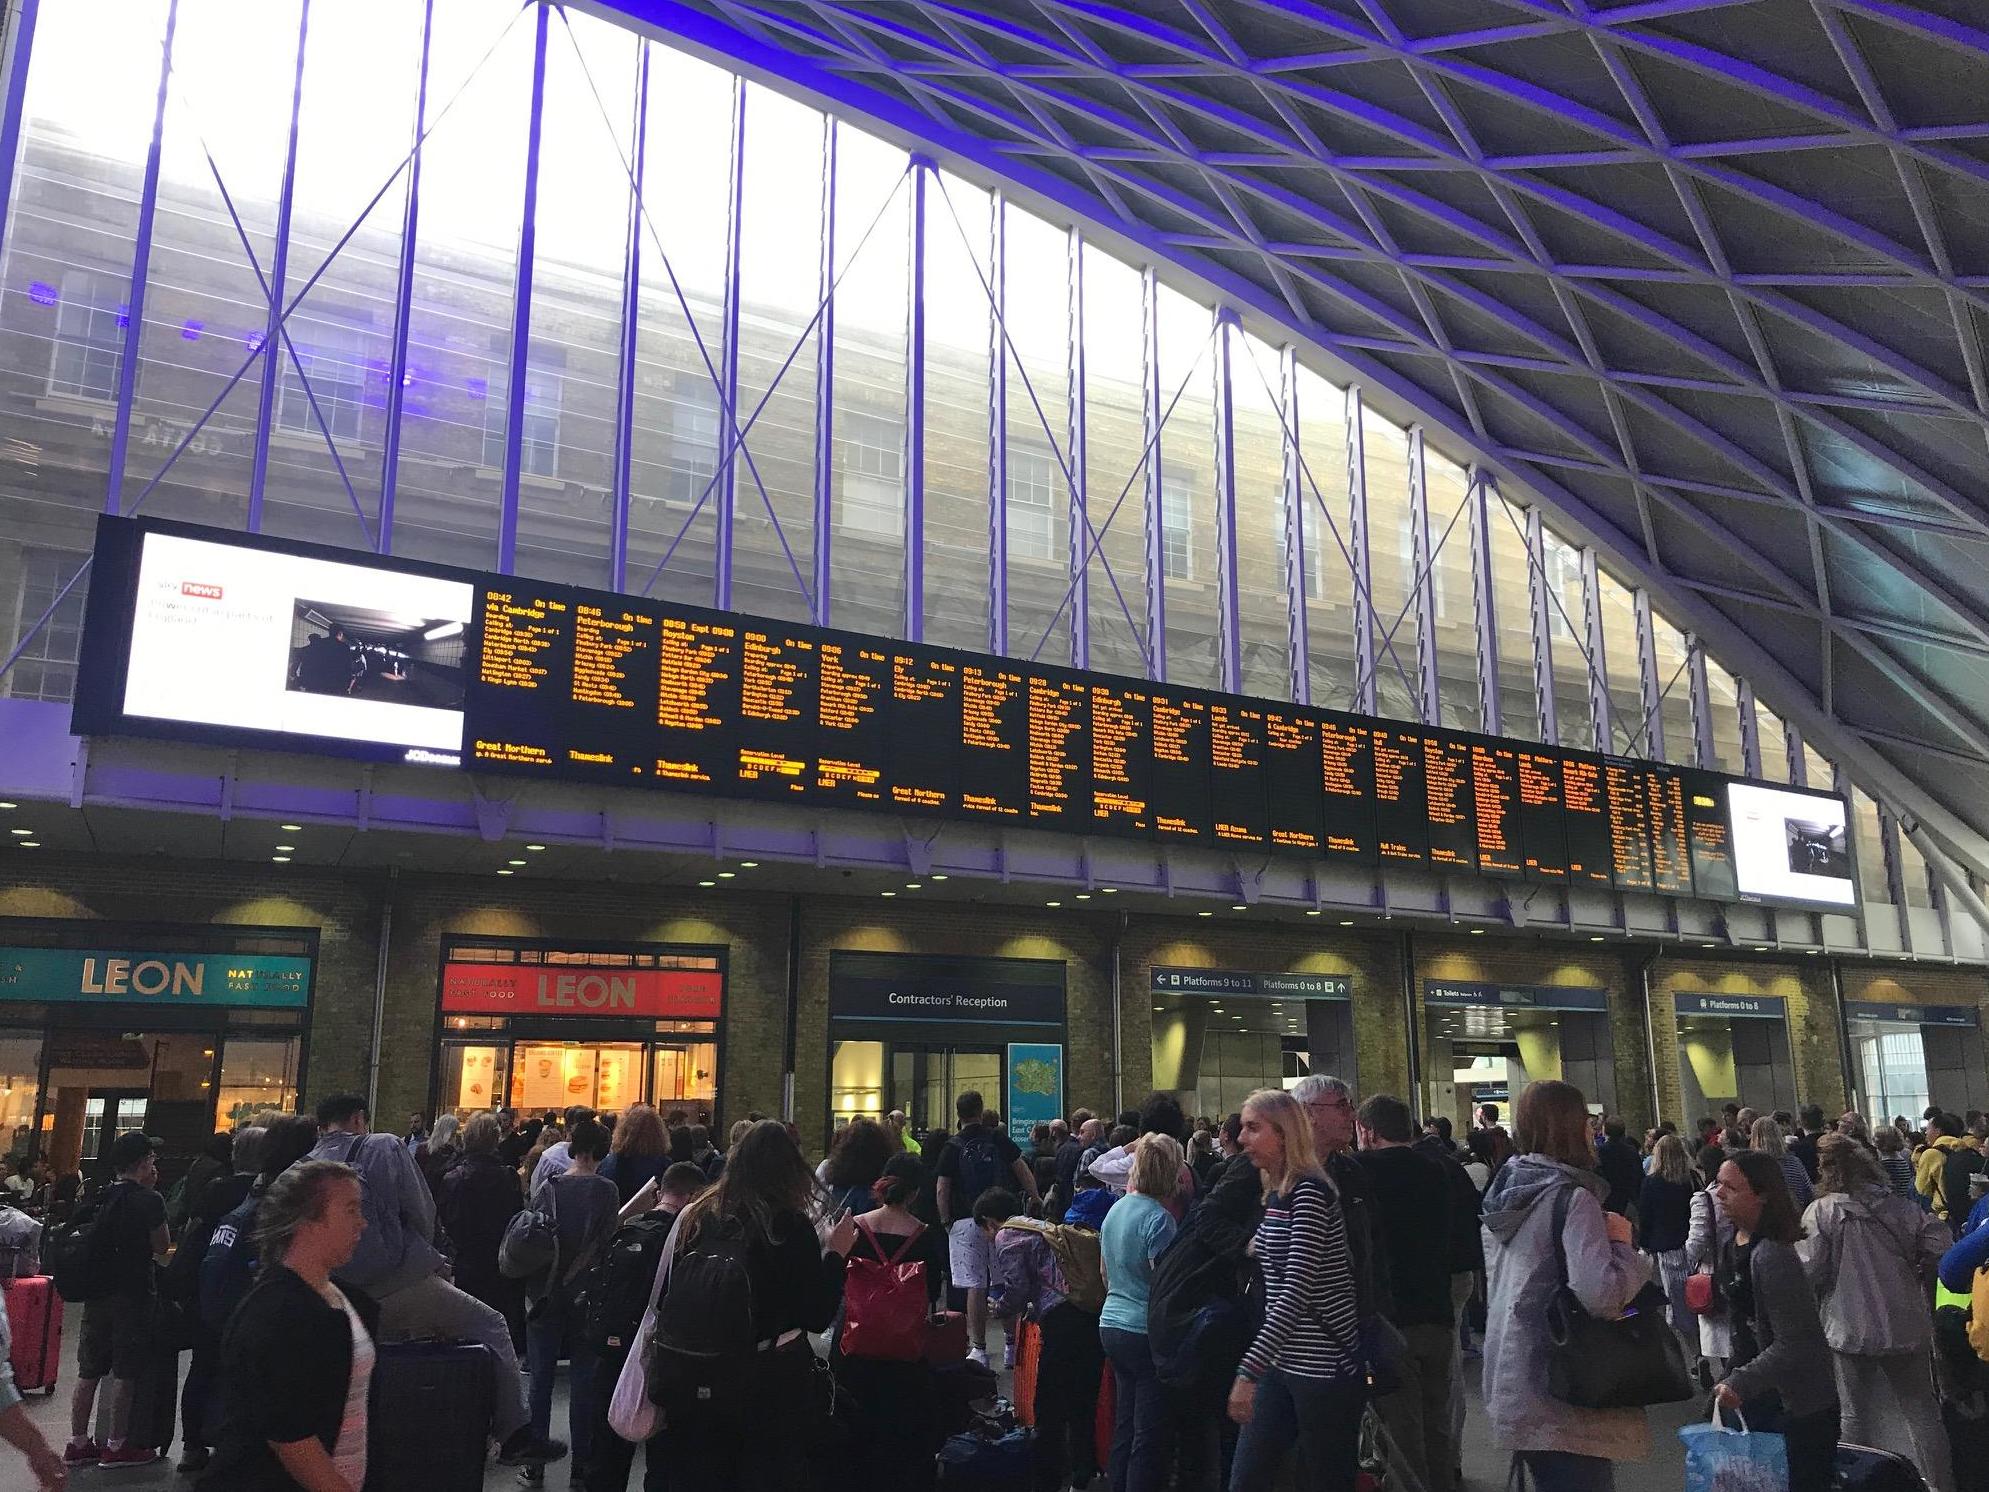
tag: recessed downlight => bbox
[508,859,527,867]
[1589,935,1606,942]
[18,841,39,849]
[881,890,896,898]
[1338,920,1354,927]
[697,879,716,887]
[717,872,735,879]
[276,845,296,853]
[1045,900,1061,908]
[931,874,948,881]
[280,823,302,832]
[8,829,31,837]
[271,855,291,864]
[1100,886,1116,894]
[496,868,513,876]
[1198,910,1214,917]
[739,861,757,868]
[1231,904,1247,912]
[904,883,922,891]
[525,843,546,852]
[1074,893,1090,900]
[0,801,17,810]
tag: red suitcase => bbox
[2,1274,62,1393]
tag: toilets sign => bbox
[0,947,313,1007]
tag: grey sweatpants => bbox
[376,1271,531,1442]
[1833,1350,1952,1492]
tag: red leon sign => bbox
[440,964,722,1019]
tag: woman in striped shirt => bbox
[1228,1088,1366,1492]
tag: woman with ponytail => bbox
[835,1153,944,1491]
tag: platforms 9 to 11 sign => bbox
[76,519,1858,910]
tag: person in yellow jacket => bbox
[1915,1112,1981,1221]
[885,1109,922,1158]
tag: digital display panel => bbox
[74,517,1854,911]
[1728,781,1856,907]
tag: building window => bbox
[47,271,123,402]
[838,408,903,537]
[662,391,720,507]
[277,327,369,442]
[482,372,562,478]
[1160,476,1192,580]
[6,548,88,703]
[1008,447,1057,561]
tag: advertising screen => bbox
[1727,781,1857,907]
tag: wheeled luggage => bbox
[1011,1319,1041,1427]
[0,1274,61,1393]
[362,1341,494,1492]
[937,1427,1032,1488]
[1836,1440,1931,1492]
[119,1328,179,1455]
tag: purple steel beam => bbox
[1278,343,1308,705]
[105,0,179,514]
[1467,468,1500,734]
[246,0,312,533]
[610,41,649,591]
[1141,264,1164,682]
[498,0,551,575]
[1211,310,1241,695]
[377,0,436,555]
[1404,427,1440,725]
[988,189,1007,655]
[1346,385,1375,716]
[714,77,746,609]
[906,153,928,641]
[1522,504,1557,744]
[812,118,837,626]
[1065,224,1086,669]
[1736,676,1762,779]
[0,0,41,272]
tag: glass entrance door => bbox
[893,1046,1003,1133]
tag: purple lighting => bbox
[246,331,265,353]
[467,376,487,400]
[25,280,55,306]
[180,319,203,341]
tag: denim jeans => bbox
[1101,1326,1172,1492]
[1228,1368,1365,1492]
[1516,1451,1616,1492]
[526,1297,599,1469]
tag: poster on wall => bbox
[516,1045,576,1112]
[455,1047,498,1110]
[597,1048,634,1111]
[1005,1043,1064,1147]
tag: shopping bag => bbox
[607,1209,683,1443]
[1678,1406,1789,1492]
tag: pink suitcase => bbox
[3,1274,62,1393]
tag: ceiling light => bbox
[698,879,716,887]
[1045,900,1061,908]
[17,841,38,849]
[1305,909,1321,917]
[7,829,30,837]
[1101,887,1116,894]
[525,843,546,852]
[1754,945,1771,952]
[1470,928,1484,935]
[280,823,302,832]
[739,861,757,868]
[717,871,735,879]
[0,801,16,810]
[1153,1005,1164,1012]
[932,874,949,881]
[1589,935,1605,942]
[496,868,513,876]
[881,890,896,897]
[1231,904,1247,912]
[1198,910,1214,917]
[1074,892,1090,900]
[1339,920,1354,927]
[276,844,296,853]
[271,855,291,864]
[423,621,465,641]
[508,859,526,867]
[904,883,922,890]
[1703,943,1719,949]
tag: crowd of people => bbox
[2,1085,1987,1490]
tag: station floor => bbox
[18,1316,1705,1489]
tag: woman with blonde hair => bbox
[1481,1081,1650,1491]
[1099,1132,1183,1492]
[1800,1132,1952,1491]
[1638,1133,1698,1364]
[1749,1115,1814,1208]
[1228,1089,1363,1492]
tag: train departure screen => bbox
[1515,750,1568,882]
[1470,741,1523,878]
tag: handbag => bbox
[840,1220,929,1361]
[1678,1405,1788,1492]
[1543,1186,1694,1410]
[1684,1270,1722,1317]
[500,1178,560,1281]
[606,1208,685,1443]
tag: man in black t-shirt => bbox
[934,1090,1039,1367]
[66,1131,170,1470]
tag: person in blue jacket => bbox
[1937,1180,1989,1291]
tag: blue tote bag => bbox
[1679,1406,1789,1492]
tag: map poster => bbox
[1005,1043,1064,1147]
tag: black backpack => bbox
[1147,1204,1255,1391]
[49,1183,129,1303]
[584,1211,676,1354]
[647,1218,758,1417]
[954,1129,1004,1209]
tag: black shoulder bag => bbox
[1544,1186,1693,1410]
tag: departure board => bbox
[79,517,1859,911]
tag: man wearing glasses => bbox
[1289,1075,1388,1309]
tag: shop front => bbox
[434,938,724,1123]
[827,952,1067,1138]
[1149,967,1356,1121]
[0,931,312,1189]
[1846,1000,1989,1123]
[1674,992,1798,1119]
[1423,980,1617,1130]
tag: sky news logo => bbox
[180,582,223,599]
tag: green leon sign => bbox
[0,948,312,1008]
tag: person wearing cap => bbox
[65,1132,170,1470]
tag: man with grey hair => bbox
[1290,1074,1390,1320]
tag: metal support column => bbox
[1347,386,1376,716]
[904,154,928,641]
[1278,344,1309,705]
[246,0,312,532]
[1141,265,1165,681]
[609,41,648,591]
[1736,677,1763,779]
[105,0,180,512]
[496,0,551,575]
[987,191,1008,656]
[811,120,837,626]
[1633,586,1664,761]
[1787,723,1808,787]
[378,0,436,555]
[1212,310,1242,695]
[1879,804,1912,952]
[1686,638,1715,769]
[1578,546,1611,754]
[713,78,746,609]
[1466,467,1500,734]
[1524,505,1557,744]
[1065,226,1086,669]
[0,0,41,272]
[1406,427,1440,724]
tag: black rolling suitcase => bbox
[1836,1442,1929,1492]
[363,1341,493,1492]
[119,1333,179,1457]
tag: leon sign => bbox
[440,963,722,1019]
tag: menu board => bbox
[77,516,1859,910]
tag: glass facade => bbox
[0,0,1925,916]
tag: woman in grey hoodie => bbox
[1481,1080,1651,1490]
[1710,1150,1839,1491]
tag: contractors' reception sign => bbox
[440,963,723,1019]
[0,948,312,1008]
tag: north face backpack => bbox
[584,1211,676,1355]
[647,1218,758,1417]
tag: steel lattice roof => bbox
[608,0,1989,863]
